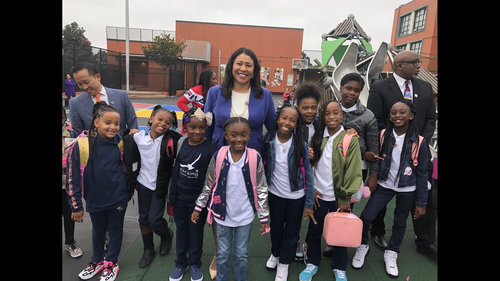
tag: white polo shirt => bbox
[133,130,164,191]
[378,130,416,192]
[269,135,304,199]
[313,126,344,202]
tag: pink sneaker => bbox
[100,261,119,281]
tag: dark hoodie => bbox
[66,133,128,214]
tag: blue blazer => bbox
[203,85,277,154]
[69,86,138,136]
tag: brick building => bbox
[383,0,438,75]
[105,21,304,94]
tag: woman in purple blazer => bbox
[64,73,77,99]
[204,47,276,154]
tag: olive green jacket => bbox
[317,130,363,205]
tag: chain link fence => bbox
[62,39,194,95]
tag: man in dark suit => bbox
[367,50,437,257]
[69,62,138,136]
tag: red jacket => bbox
[177,84,205,111]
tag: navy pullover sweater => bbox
[67,134,128,213]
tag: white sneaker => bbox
[383,250,399,278]
[351,244,369,269]
[266,254,279,271]
[275,263,289,281]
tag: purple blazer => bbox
[204,85,276,154]
[64,79,77,97]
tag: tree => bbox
[142,34,187,92]
[62,22,100,88]
[142,34,186,70]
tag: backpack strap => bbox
[410,136,424,166]
[117,139,126,172]
[246,148,258,211]
[379,128,423,166]
[77,136,90,167]
[207,146,230,225]
[176,136,188,157]
[165,136,174,158]
[342,131,353,158]
[379,128,386,151]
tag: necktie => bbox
[404,80,412,101]
[95,93,101,102]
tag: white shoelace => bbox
[304,263,317,273]
[334,270,346,278]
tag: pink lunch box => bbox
[323,210,362,248]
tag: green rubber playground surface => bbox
[115,197,437,281]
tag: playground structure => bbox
[313,14,397,106]
[299,14,437,152]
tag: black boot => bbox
[156,224,173,256]
[139,232,155,268]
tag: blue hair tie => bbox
[144,123,152,135]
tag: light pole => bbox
[125,0,130,92]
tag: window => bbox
[396,44,407,52]
[398,14,411,37]
[413,7,427,32]
[410,41,422,55]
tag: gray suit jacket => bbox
[69,86,138,136]
[367,75,436,143]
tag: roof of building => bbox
[417,67,438,95]
[326,14,370,41]
[176,20,303,31]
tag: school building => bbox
[105,21,304,95]
[382,0,437,75]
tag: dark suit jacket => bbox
[367,75,436,143]
[69,86,138,136]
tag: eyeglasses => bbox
[399,59,422,66]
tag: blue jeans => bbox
[216,222,252,281]
[360,185,416,253]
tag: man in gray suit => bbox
[69,62,138,136]
[366,50,437,258]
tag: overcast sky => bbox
[63,0,410,52]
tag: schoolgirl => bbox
[66,102,130,281]
[351,100,428,278]
[168,108,217,281]
[299,100,363,281]
[262,104,315,281]
[191,117,269,281]
[122,105,181,268]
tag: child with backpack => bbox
[191,117,269,281]
[262,105,316,281]
[66,102,130,281]
[167,108,217,281]
[122,105,181,268]
[351,100,428,278]
[62,106,82,258]
[299,100,363,281]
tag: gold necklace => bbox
[230,91,250,117]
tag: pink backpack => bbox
[206,145,258,224]
[323,209,362,247]
[341,133,371,203]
